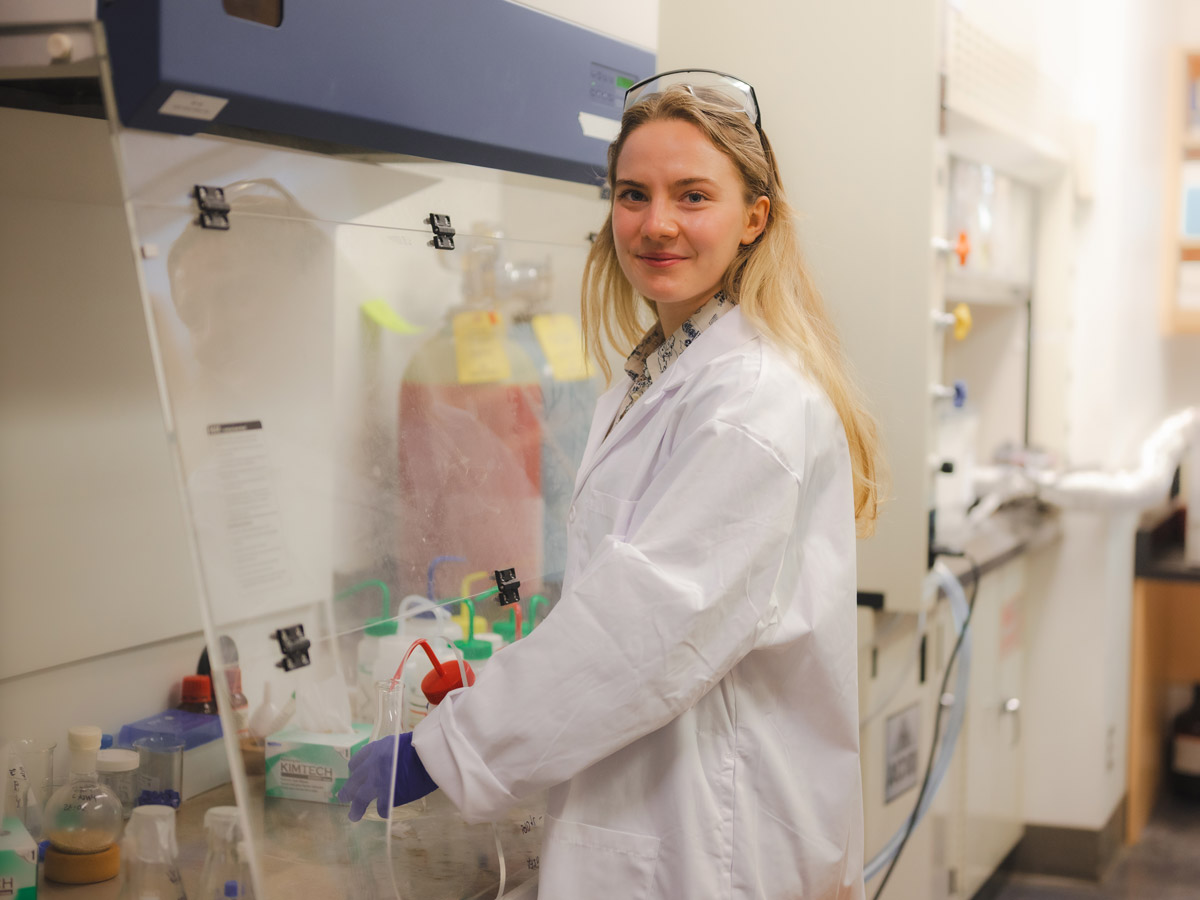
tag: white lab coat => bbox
[414,307,865,899]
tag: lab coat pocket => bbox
[567,489,638,573]
[579,489,637,539]
[538,816,660,900]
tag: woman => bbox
[342,69,882,899]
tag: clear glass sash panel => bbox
[124,129,606,899]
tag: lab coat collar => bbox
[572,306,759,504]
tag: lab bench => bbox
[1127,501,1200,844]
[38,778,542,899]
[944,499,1062,590]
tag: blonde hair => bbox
[581,85,885,535]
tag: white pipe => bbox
[967,408,1198,520]
[1031,408,1197,511]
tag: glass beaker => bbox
[117,804,187,900]
[12,737,55,837]
[133,736,185,809]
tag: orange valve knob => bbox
[955,230,970,266]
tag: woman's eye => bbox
[684,191,706,203]
[618,189,646,202]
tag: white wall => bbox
[1018,0,1200,833]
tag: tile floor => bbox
[988,794,1200,899]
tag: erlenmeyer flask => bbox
[117,805,186,900]
[197,806,240,899]
[362,680,404,823]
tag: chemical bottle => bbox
[217,636,250,737]
[372,636,462,731]
[222,667,250,738]
[177,676,218,715]
[1169,683,1200,801]
[44,726,125,884]
[355,593,458,724]
[198,806,240,900]
[95,748,139,819]
[355,617,398,722]
[395,298,545,602]
[117,804,187,899]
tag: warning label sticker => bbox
[885,703,921,804]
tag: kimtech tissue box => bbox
[0,816,37,900]
[265,724,371,803]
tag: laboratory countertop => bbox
[39,782,234,900]
[1135,501,1200,584]
[942,498,1062,589]
[38,776,542,899]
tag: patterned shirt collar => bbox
[614,291,733,426]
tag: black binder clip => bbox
[494,568,521,606]
[272,624,311,672]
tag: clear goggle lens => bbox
[622,69,760,128]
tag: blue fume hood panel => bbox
[99,0,655,185]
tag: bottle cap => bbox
[453,638,493,662]
[67,726,102,751]
[364,616,399,637]
[96,749,138,773]
[204,806,239,826]
[182,675,214,704]
[491,619,532,642]
[204,806,241,843]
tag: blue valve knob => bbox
[953,380,968,408]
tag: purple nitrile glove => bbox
[338,732,437,822]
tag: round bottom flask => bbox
[44,727,125,884]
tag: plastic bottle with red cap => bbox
[177,675,217,715]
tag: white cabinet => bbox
[960,557,1027,895]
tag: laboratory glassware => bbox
[44,726,125,884]
[362,680,405,823]
[11,737,54,837]
[134,735,185,809]
[199,806,241,900]
[96,749,140,819]
[117,803,187,900]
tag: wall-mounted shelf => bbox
[944,273,1031,307]
[1163,50,1200,334]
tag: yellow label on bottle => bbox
[453,311,511,384]
[531,314,591,382]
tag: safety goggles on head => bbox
[622,69,761,130]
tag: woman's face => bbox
[612,119,768,323]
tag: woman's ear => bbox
[741,196,770,245]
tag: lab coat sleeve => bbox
[413,417,805,824]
